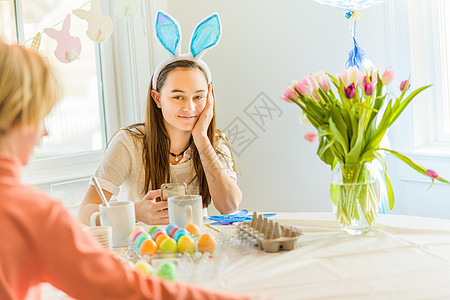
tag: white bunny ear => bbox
[154,11,181,56]
[189,13,221,59]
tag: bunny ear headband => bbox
[152,11,222,90]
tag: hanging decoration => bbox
[73,0,114,43]
[114,0,139,19]
[30,32,41,52]
[312,0,387,70]
[43,14,82,63]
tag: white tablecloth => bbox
[42,212,450,299]
[192,213,450,300]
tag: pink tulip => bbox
[363,77,374,96]
[312,92,320,102]
[304,131,318,143]
[381,68,395,85]
[338,71,349,87]
[295,77,314,97]
[344,83,356,99]
[426,169,438,179]
[400,80,410,91]
[313,71,331,92]
[307,76,319,92]
[280,87,297,103]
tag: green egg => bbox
[156,261,176,282]
[148,225,160,235]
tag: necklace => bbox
[169,142,191,162]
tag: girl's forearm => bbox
[193,134,242,214]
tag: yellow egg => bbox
[156,234,169,249]
[159,238,177,254]
[135,260,154,277]
[197,233,216,254]
[184,223,201,237]
[177,235,196,255]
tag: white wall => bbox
[162,0,388,213]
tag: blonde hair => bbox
[0,41,60,134]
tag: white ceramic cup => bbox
[168,195,203,228]
[90,201,135,248]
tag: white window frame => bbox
[383,0,450,187]
[20,0,168,186]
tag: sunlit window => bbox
[6,0,106,158]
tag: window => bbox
[405,0,450,151]
[20,0,106,156]
[0,0,126,185]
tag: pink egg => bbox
[169,226,181,238]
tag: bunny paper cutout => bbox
[114,0,139,20]
[152,11,222,89]
[73,0,114,42]
[44,14,81,63]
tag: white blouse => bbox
[93,127,237,204]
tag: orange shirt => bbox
[0,155,249,300]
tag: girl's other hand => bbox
[134,189,169,225]
[192,83,214,141]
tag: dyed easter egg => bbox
[177,235,195,255]
[153,231,167,242]
[139,238,157,256]
[173,228,189,242]
[197,233,216,254]
[184,223,200,237]
[135,260,154,277]
[169,226,181,238]
[159,238,177,254]
[148,225,160,235]
[151,228,166,240]
[135,233,150,250]
[156,234,170,249]
[156,261,176,282]
[130,226,145,239]
[165,224,177,234]
[132,231,145,243]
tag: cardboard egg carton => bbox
[236,212,302,253]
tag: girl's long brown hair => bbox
[125,60,235,207]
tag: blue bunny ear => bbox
[189,13,221,58]
[155,11,181,56]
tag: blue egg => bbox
[165,224,177,234]
[173,228,189,242]
[151,228,164,239]
[135,233,150,250]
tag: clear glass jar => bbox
[330,162,382,235]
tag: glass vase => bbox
[330,162,381,235]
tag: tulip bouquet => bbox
[281,66,449,231]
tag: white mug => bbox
[168,195,203,228]
[90,201,135,248]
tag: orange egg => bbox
[156,234,170,249]
[153,231,166,241]
[197,233,216,254]
[184,223,200,237]
[139,238,157,256]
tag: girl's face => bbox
[153,68,208,133]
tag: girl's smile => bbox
[152,68,208,133]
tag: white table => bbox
[42,212,450,299]
[192,212,450,300]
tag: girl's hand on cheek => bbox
[134,189,169,225]
[192,84,214,141]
